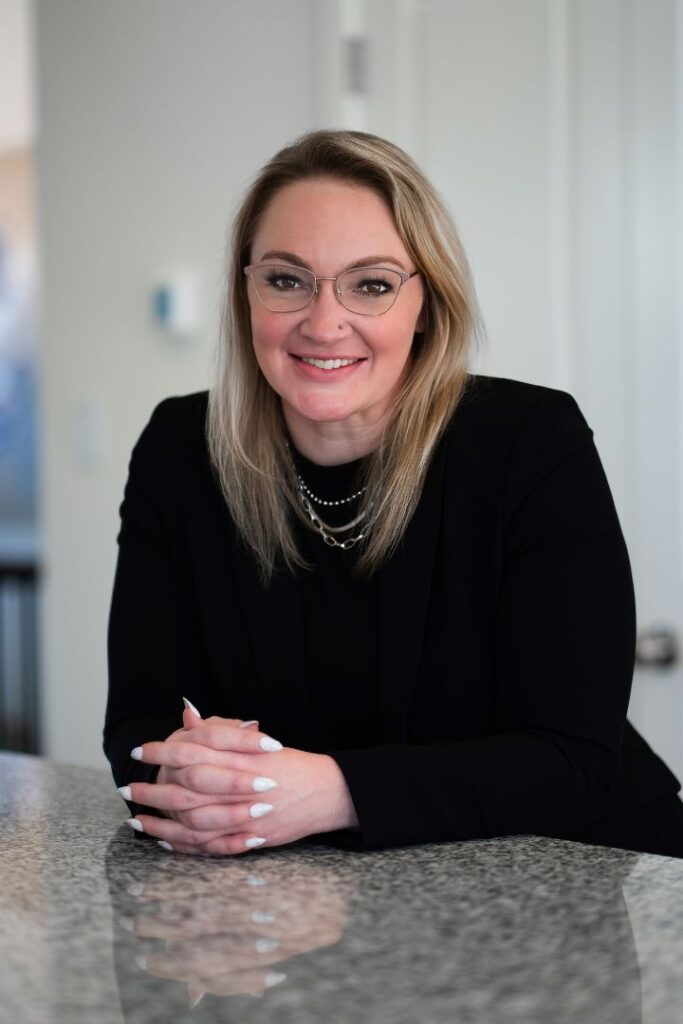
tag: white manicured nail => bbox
[130,747,143,760]
[119,916,135,933]
[182,697,201,718]
[259,736,283,752]
[246,874,266,885]
[251,910,276,924]
[252,776,278,792]
[265,971,287,988]
[126,818,143,832]
[158,840,173,852]
[255,938,279,953]
[117,785,132,801]
[127,883,144,897]
[244,837,267,849]
[249,803,274,818]
[240,719,259,728]
[135,954,147,970]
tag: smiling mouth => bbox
[297,356,364,370]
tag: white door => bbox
[555,0,683,784]
[617,1,683,783]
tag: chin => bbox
[295,401,357,423]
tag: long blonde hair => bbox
[207,129,482,582]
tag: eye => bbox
[359,277,391,297]
[348,268,401,299]
[264,270,307,292]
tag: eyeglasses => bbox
[243,262,420,316]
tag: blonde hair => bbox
[207,129,482,582]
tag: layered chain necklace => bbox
[291,458,373,551]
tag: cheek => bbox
[250,311,288,358]
[373,322,416,369]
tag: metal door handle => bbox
[635,623,679,667]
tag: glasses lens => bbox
[249,264,315,311]
[338,268,403,315]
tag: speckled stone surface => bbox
[1,753,683,1024]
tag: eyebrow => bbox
[258,250,408,272]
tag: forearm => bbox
[326,730,621,852]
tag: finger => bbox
[128,814,231,846]
[181,700,258,735]
[182,711,259,735]
[156,839,266,858]
[173,762,278,796]
[154,831,269,857]
[178,722,283,755]
[182,708,202,732]
[123,782,244,814]
[174,800,274,832]
[182,704,256,733]
[157,839,215,857]
[127,761,277,806]
[131,740,246,770]
[129,811,268,846]
[204,832,270,856]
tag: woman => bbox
[105,129,683,858]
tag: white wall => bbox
[414,0,556,388]
[0,0,33,151]
[34,0,318,766]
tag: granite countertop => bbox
[1,753,683,1024]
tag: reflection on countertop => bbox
[1,752,683,1023]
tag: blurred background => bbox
[0,0,681,778]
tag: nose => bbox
[298,279,350,342]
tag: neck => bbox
[284,407,386,465]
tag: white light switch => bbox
[151,272,201,339]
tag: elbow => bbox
[521,729,622,834]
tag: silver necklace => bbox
[294,470,366,507]
[298,492,371,549]
[292,463,372,550]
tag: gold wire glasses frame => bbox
[243,262,420,316]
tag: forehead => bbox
[251,178,408,265]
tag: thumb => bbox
[182,696,202,730]
[182,698,260,733]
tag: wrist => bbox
[320,754,360,832]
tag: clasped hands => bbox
[122,701,359,856]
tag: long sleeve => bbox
[325,392,639,851]
[104,400,209,801]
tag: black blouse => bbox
[293,451,382,751]
[104,377,683,857]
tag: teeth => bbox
[301,357,360,370]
